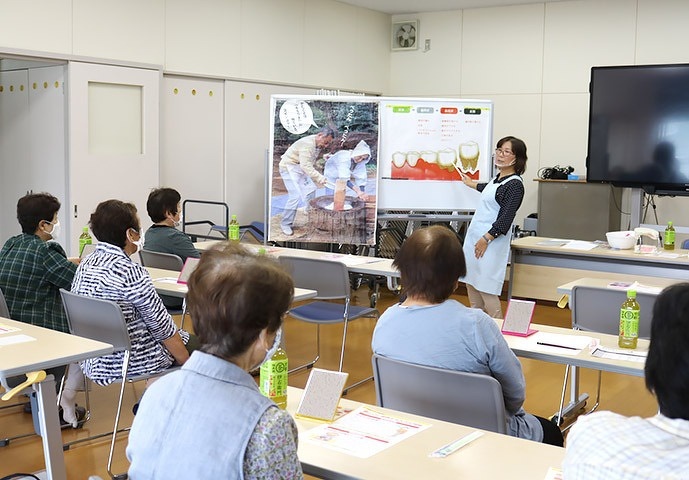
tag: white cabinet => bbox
[0,66,67,247]
[1,62,159,255]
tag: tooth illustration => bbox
[438,148,456,168]
[406,151,420,167]
[392,151,406,168]
[420,151,438,164]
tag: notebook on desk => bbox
[177,257,201,284]
[501,299,538,337]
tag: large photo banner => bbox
[268,96,379,245]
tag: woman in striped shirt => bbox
[72,199,192,386]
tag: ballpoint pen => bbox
[536,342,579,350]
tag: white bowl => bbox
[606,231,636,249]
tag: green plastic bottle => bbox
[259,346,288,409]
[228,214,240,241]
[664,221,675,250]
[78,226,92,256]
[618,290,640,349]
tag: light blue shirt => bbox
[371,299,542,441]
[127,351,302,479]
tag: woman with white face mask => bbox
[459,136,528,319]
[143,187,200,310]
[127,243,301,480]
[71,200,196,388]
[144,187,200,263]
[0,192,87,428]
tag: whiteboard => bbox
[377,98,494,211]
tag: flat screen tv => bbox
[586,64,689,195]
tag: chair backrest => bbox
[278,256,350,300]
[0,287,9,318]
[139,250,184,272]
[372,354,507,434]
[570,285,656,339]
[60,289,132,352]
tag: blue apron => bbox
[461,175,522,295]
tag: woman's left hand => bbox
[474,237,488,259]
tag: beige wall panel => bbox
[303,0,358,89]
[240,0,305,85]
[348,8,390,93]
[164,0,241,77]
[388,11,463,97]
[160,76,224,206]
[72,0,165,65]
[0,0,72,54]
[482,93,542,223]
[540,93,589,175]
[461,4,544,95]
[636,0,689,64]
[542,0,636,94]
[648,197,689,229]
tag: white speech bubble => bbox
[279,100,318,135]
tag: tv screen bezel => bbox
[585,63,689,196]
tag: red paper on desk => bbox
[501,299,538,337]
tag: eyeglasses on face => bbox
[495,148,514,156]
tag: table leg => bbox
[554,366,588,424]
[34,375,67,480]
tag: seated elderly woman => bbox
[126,243,301,479]
[371,225,563,446]
[71,199,192,385]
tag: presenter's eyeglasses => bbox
[495,148,514,157]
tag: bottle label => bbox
[78,236,92,256]
[619,309,639,338]
[228,224,240,241]
[665,230,675,246]
[260,358,288,397]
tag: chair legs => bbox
[0,391,36,447]
[62,354,132,480]
[288,325,320,374]
[179,299,188,330]
[107,360,130,480]
[288,319,374,395]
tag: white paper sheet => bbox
[529,332,593,355]
[0,323,21,335]
[301,406,430,458]
[606,281,663,295]
[562,240,598,251]
[0,334,36,346]
[590,345,647,363]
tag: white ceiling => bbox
[337,0,564,15]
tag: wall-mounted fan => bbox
[391,21,419,51]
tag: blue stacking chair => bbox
[278,256,379,393]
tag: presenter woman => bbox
[459,136,527,318]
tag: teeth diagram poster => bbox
[378,99,493,211]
